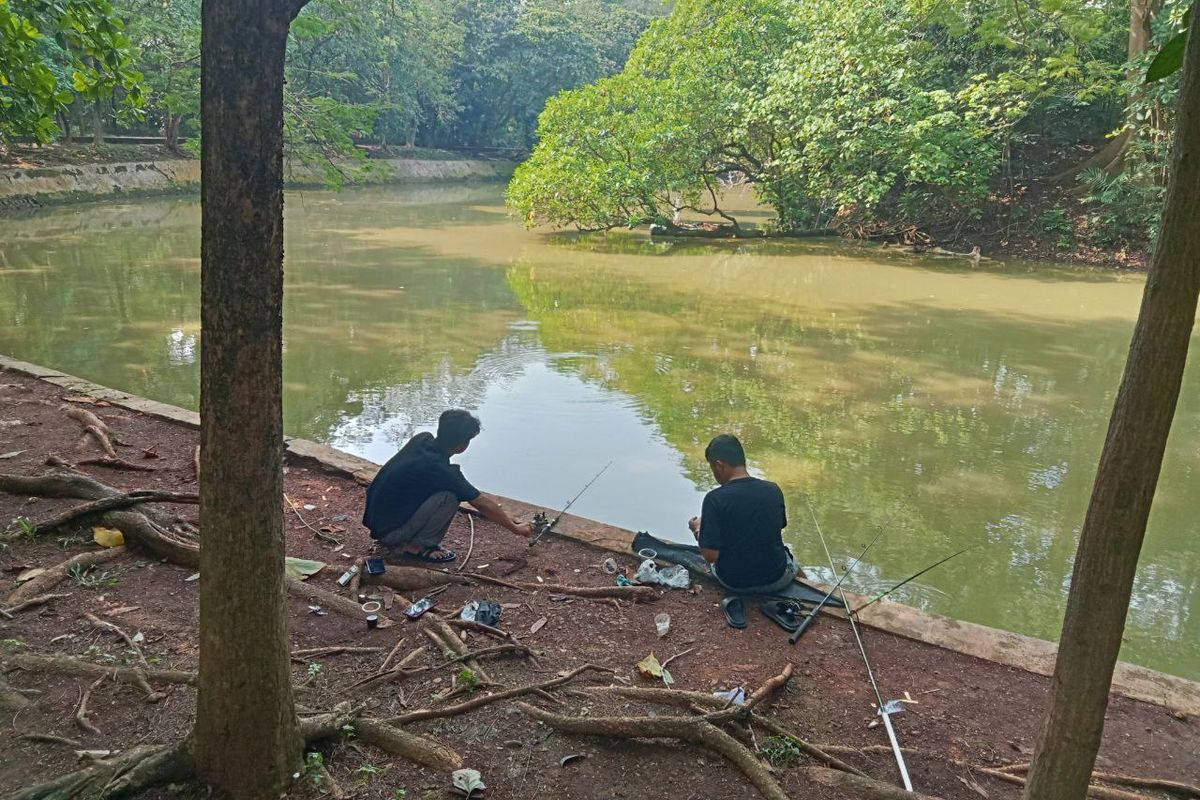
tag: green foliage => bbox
[0,0,142,143]
[456,667,481,689]
[354,763,385,784]
[303,752,324,787]
[1,638,27,650]
[760,735,804,766]
[1147,9,1190,81]
[6,516,36,540]
[67,562,119,588]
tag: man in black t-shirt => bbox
[687,434,799,594]
[363,409,533,563]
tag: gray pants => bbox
[376,491,458,551]
[712,547,800,595]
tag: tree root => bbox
[463,571,658,602]
[5,549,123,606]
[975,764,1153,800]
[516,702,788,800]
[371,565,469,592]
[996,763,1200,798]
[0,470,195,536]
[64,406,119,459]
[290,646,382,662]
[8,742,189,800]
[76,457,157,473]
[0,673,35,711]
[354,718,463,772]
[799,766,945,799]
[20,733,83,748]
[1,592,72,617]
[586,685,866,777]
[74,676,105,735]
[388,663,613,726]
[85,613,148,667]
[32,491,197,535]
[5,652,195,701]
[285,576,393,628]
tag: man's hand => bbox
[688,516,701,539]
[510,520,535,538]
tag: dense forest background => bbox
[1,0,1191,255]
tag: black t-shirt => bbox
[698,476,789,589]
[362,432,481,537]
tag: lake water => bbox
[1,184,1197,680]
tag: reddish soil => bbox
[1,371,1196,800]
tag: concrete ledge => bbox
[3,352,1198,715]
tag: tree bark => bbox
[1023,6,1200,799]
[190,0,309,795]
[91,98,105,146]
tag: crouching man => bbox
[363,409,533,563]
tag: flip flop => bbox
[722,596,748,629]
[759,600,806,633]
[405,547,456,564]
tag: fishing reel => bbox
[531,511,552,538]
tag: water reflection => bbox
[0,185,1195,680]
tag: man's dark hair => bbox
[436,409,482,450]
[705,434,746,466]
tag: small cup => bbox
[654,613,671,638]
[365,614,379,629]
[637,548,658,560]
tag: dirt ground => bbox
[1,370,1196,800]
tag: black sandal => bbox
[759,600,807,633]
[405,547,456,564]
[722,596,748,629]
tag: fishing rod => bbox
[527,460,613,547]
[808,503,914,792]
[787,525,885,644]
[851,545,978,615]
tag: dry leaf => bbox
[636,654,663,679]
[0,450,25,459]
[92,527,124,548]
[529,617,547,634]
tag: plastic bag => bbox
[634,558,691,589]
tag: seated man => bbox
[362,409,533,562]
[688,434,800,595]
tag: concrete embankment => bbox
[2,351,1199,717]
[0,157,514,212]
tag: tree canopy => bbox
[508,0,1188,246]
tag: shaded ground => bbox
[0,371,1196,800]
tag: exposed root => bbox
[463,571,658,601]
[799,766,945,799]
[0,470,195,536]
[0,673,35,711]
[457,513,475,572]
[388,663,612,726]
[997,763,1200,798]
[285,576,393,628]
[376,637,408,674]
[9,742,188,800]
[354,718,463,772]
[1,592,71,617]
[290,646,382,662]
[974,764,1153,800]
[20,733,83,748]
[588,685,866,777]
[64,406,118,459]
[516,702,788,800]
[5,549,123,606]
[371,565,469,592]
[74,676,105,735]
[32,491,196,535]
[85,613,148,668]
[76,457,157,473]
[5,652,194,701]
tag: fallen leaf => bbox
[0,450,25,459]
[303,504,317,511]
[184,573,200,582]
[451,768,485,797]
[16,567,47,583]
[636,654,663,680]
[529,617,547,634]
[132,632,145,644]
[92,527,124,548]
[283,557,325,580]
[559,754,586,767]
[958,776,990,798]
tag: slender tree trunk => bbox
[91,98,105,145]
[1058,0,1163,180]
[164,113,182,155]
[1023,7,1200,799]
[191,0,308,796]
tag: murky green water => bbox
[1,185,1197,679]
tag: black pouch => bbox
[475,600,502,627]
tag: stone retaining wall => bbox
[2,352,1198,716]
[0,158,513,212]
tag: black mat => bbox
[631,530,843,608]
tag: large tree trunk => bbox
[91,98,105,146]
[1023,6,1200,800]
[191,0,309,796]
